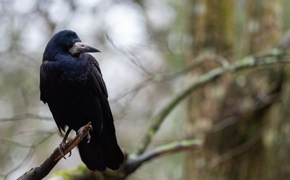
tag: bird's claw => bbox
[58,130,72,159]
[68,151,72,157]
[77,125,93,143]
[86,125,93,143]
[58,144,71,159]
[58,140,66,159]
[77,126,85,141]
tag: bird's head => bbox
[44,30,100,59]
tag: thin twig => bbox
[0,138,33,148]
[0,113,53,123]
[106,34,152,75]
[111,52,229,103]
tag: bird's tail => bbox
[78,130,124,171]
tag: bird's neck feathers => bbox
[43,30,81,62]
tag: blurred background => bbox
[1,0,290,179]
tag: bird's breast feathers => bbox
[42,55,93,83]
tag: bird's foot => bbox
[58,128,72,159]
[86,130,91,143]
[58,140,67,159]
[77,125,93,143]
[86,125,93,143]
[58,141,72,159]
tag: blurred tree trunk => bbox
[185,0,235,179]
[275,66,290,179]
[185,0,283,180]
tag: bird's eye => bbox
[67,44,74,49]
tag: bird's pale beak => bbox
[69,42,101,55]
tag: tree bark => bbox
[185,0,235,179]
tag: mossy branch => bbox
[126,139,202,174]
[134,49,290,155]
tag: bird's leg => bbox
[77,125,93,143]
[58,128,72,159]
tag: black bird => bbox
[40,30,124,171]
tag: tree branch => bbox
[126,139,202,175]
[17,122,92,180]
[134,49,290,155]
[0,113,53,123]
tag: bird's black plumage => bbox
[40,30,124,171]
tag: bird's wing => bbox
[87,55,116,128]
[40,60,49,103]
[40,60,66,132]
[90,59,109,98]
